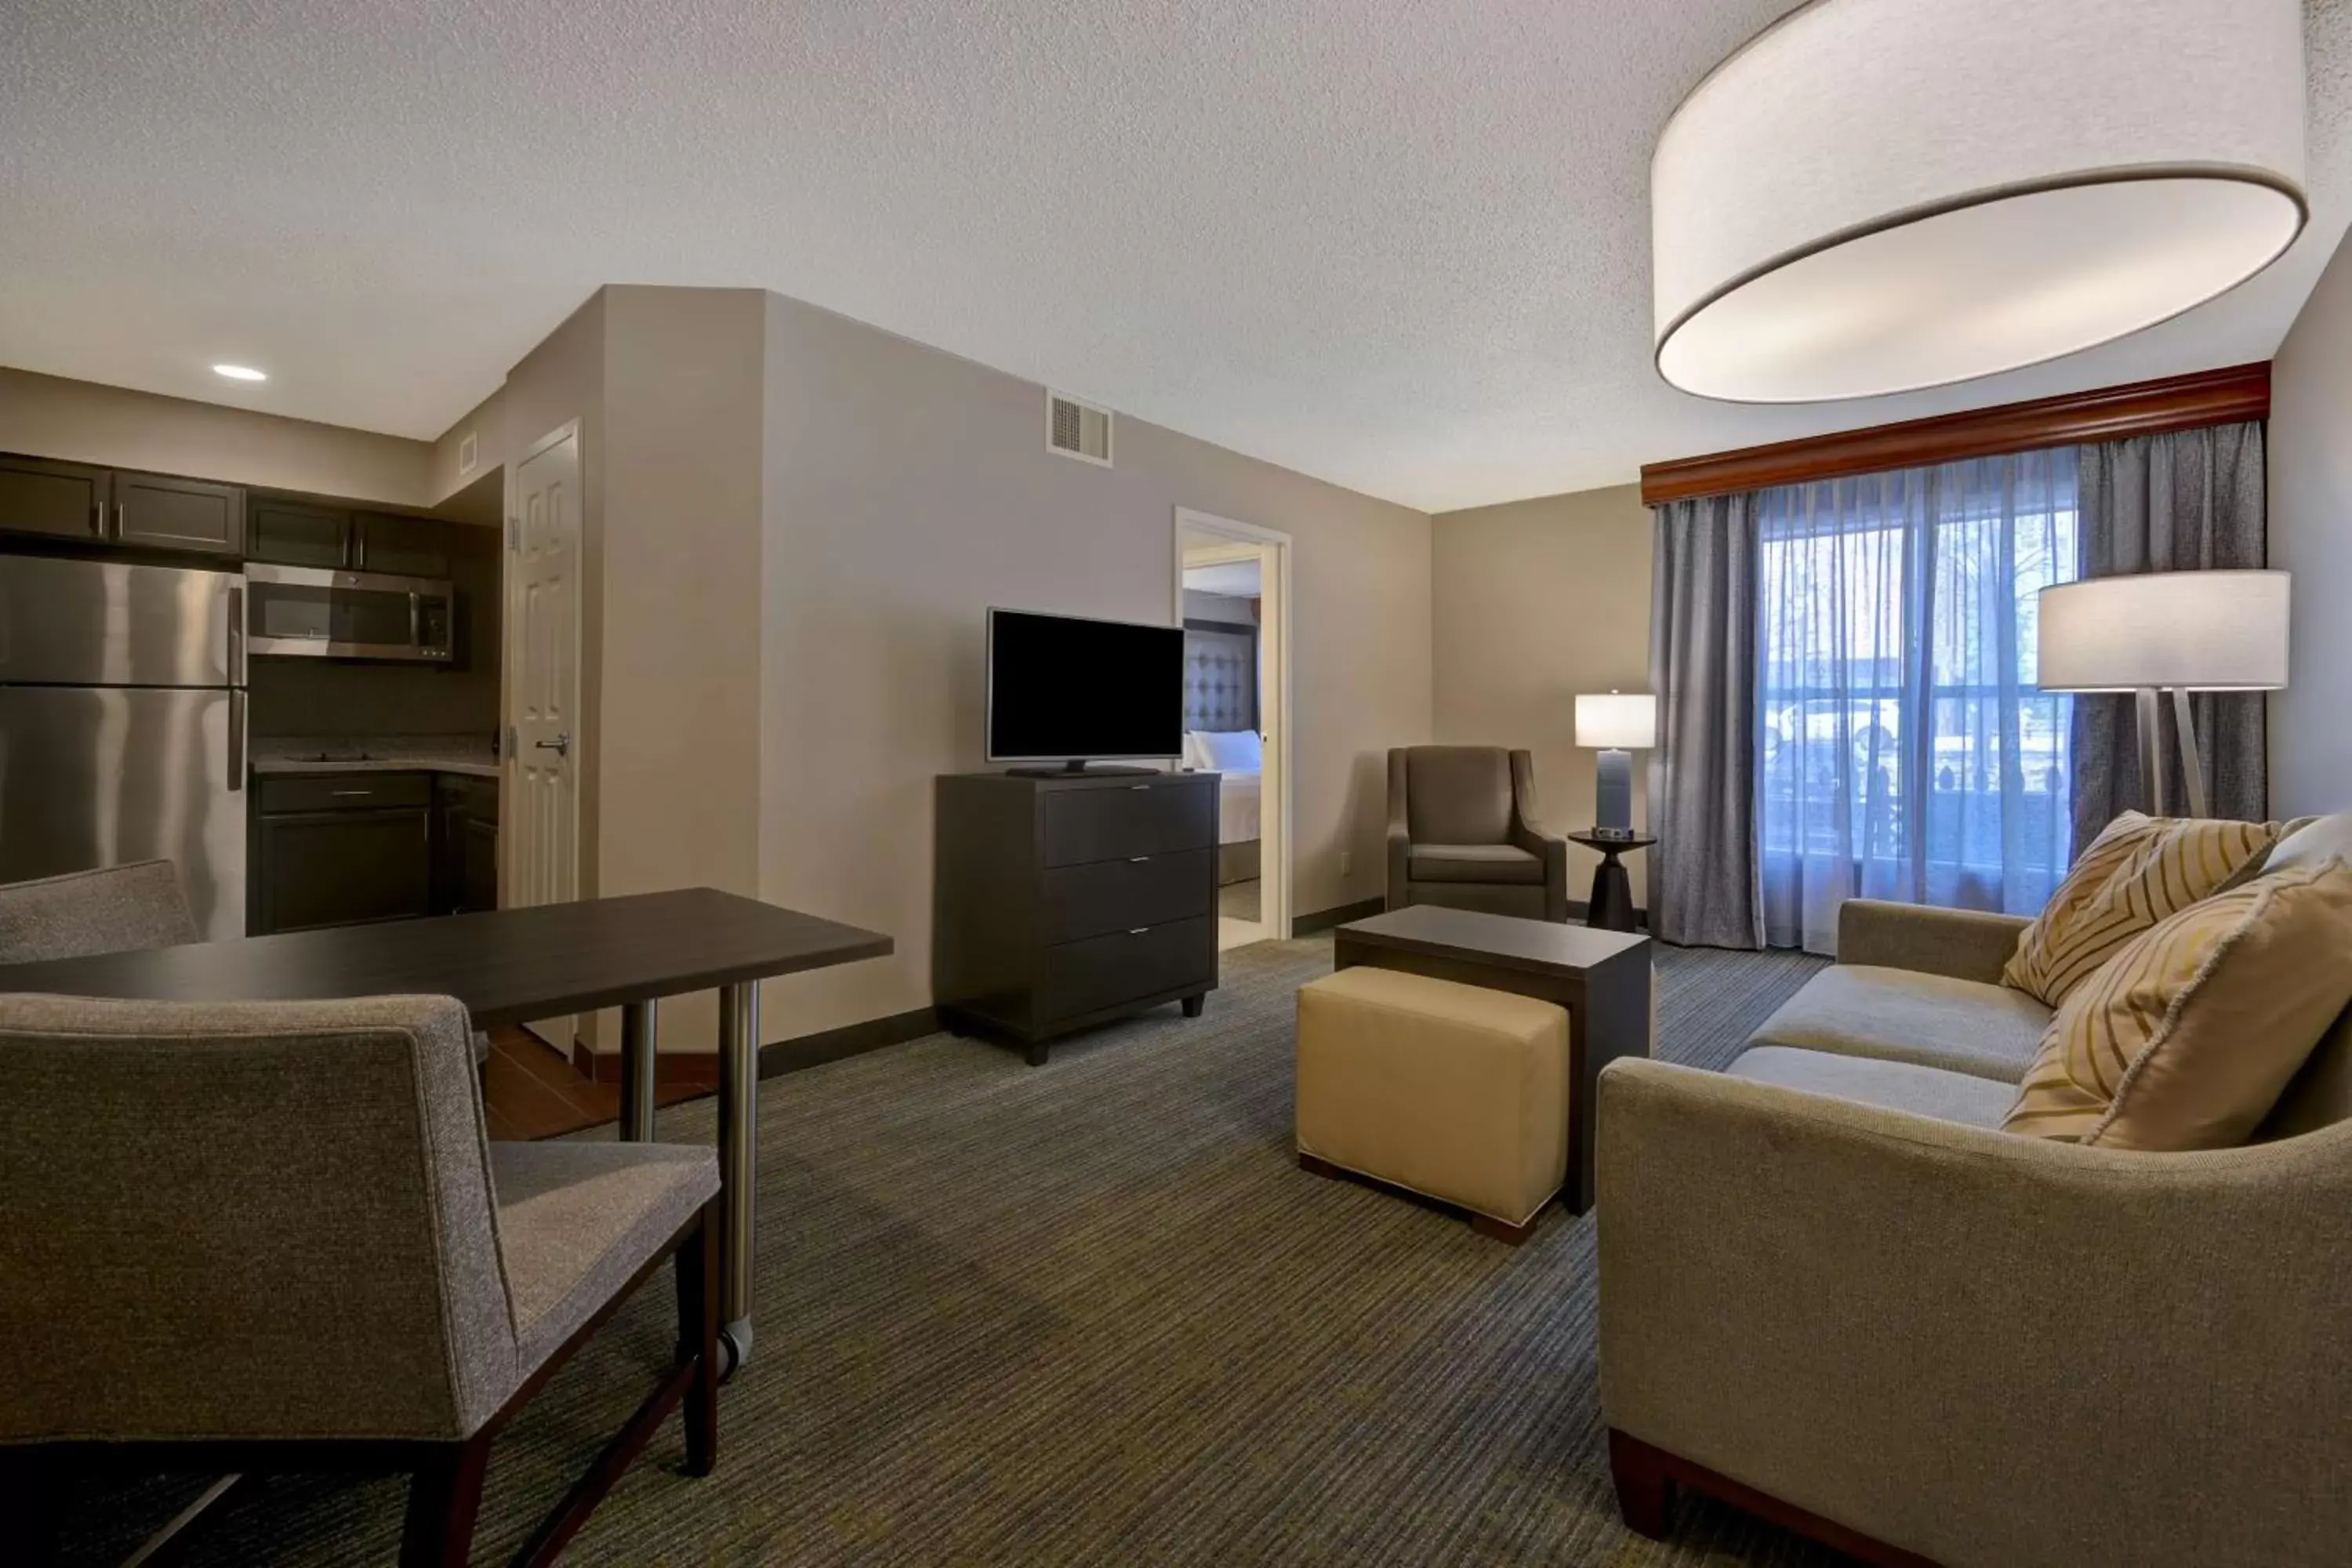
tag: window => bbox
[1756,448,2078,953]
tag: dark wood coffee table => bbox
[1332,905,1651,1214]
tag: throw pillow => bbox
[2001,811,2279,1006]
[2003,855,2352,1149]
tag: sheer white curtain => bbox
[1757,449,2078,953]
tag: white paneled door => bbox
[506,426,584,1047]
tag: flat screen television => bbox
[986,608,1184,770]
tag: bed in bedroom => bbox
[1184,728,1261,886]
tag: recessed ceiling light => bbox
[1651,0,2306,403]
[212,363,268,382]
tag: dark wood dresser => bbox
[934,770,1220,1063]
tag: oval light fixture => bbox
[212,363,268,382]
[1651,0,2307,404]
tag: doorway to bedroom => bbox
[1176,507,1290,952]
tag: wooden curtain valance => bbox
[1638,361,2270,506]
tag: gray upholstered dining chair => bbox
[0,993,721,1566]
[0,860,199,963]
[1386,746,1570,922]
[0,860,492,1065]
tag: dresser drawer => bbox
[1041,779,1214,867]
[258,772,434,813]
[1042,847,1213,944]
[1041,915,1215,1022]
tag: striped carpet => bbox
[61,936,1838,1566]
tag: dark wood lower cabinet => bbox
[436,774,501,915]
[251,771,499,935]
[256,804,435,933]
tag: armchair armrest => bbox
[1835,898,2027,984]
[1597,1058,2352,1566]
[1385,749,1412,910]
[1506,750,1570,923]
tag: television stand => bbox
[934,770,1220,1062]
[1004,760,1160,778]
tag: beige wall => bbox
[0,365,433,505]
[590,288,771,1051]
[2268,232,2352,818]
[1432,484,1653,906]
[755,289,1432,1039]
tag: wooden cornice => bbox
[1638,361,2271,507]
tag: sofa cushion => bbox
[1409,843,1544,885]
[1728,1045,2016,1130]
[2005,856,2352,1150]
[2002,810,2279,1007]
[2258,809,2352,880]
[1744,964,2050,1083]
[2260,1006,2352,1140]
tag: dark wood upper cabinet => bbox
[111,470,245,557]
[249,499,352,568]
[355,513,448,578]
[0,455,109,542]
[248,502,448,579]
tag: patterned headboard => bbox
[1184,626,1257,733]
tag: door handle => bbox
[227,689,245,792]
[535,732,572,757]
[227,583,246,684]
[114,502,126,537]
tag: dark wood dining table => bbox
[0,887,893,1377]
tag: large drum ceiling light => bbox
[1651,0,2307,403]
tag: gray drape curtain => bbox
[1647,493,1764,949]
[2071,423,2268,844]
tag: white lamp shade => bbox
[2038,572,2291,692]
[1652,0,2306,403]
[1576,692,1657,750]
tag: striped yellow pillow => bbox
[2002,811,2279,1006]
[2004,857,2352,1149]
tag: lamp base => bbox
[1595,749,1633,833]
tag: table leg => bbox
[1587,852,1637,931]
[619,999,659,1142]
[717,980,761,1377]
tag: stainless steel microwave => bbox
[244,563,455,662]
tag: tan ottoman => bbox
[1295,964,1571,1243]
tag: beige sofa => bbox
[1597,898,2352,1568]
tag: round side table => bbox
[1567,830,1655,932]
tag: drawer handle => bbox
[1128,927,1150,935]
[1128,855,1150,863]
[331,789,374,797]
[1128,784,1151,791]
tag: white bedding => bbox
[1218,769,1261,844]
[1185,730,1263,844]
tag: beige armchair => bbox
[1597,898,2352,1566]
[1385,746,1570,922]
[0,993,721,1566]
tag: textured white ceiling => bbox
[2,2,2348,513]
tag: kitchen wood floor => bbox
[481,1025,706,1140]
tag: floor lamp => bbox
[2037,571,2290,818]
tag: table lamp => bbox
[2037,570,2289,818]
[1575,691,1657,836]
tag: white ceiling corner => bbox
[2,1,2347,514]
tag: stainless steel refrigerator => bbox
[0,555,247,939]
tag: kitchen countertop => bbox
[251,735,501,780]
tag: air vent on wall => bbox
[458,430,478,477]
[1046,390,1113,466]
